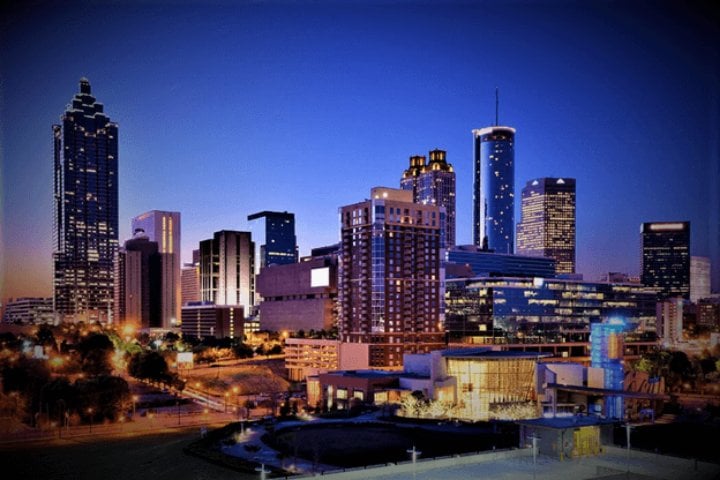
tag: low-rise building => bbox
[2,297,54,324]
[256,256,337,333]
[180,302,243,339]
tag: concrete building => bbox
[657,298,684,346]
[284,338,370,381]
[2,298,54,324]
[132,210,181,327]
[180,302,243,339]
[114,230,163,329]
[338,187,445,368]
[256,255,337,333]
[697,297,720,328]
[199,230,254,311]
[690,256,711,303]
[400,149,456,247]
[641,221,690,300]
[53,78,118,323]
[516,178,576,274]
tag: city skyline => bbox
[1,1,719,304]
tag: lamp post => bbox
[625,423,634,474]
[132,395,138,417]
[224,392,229,413]
[256,463,269,480]
[529,432,540,480]
[407,445,421,480]
[88,407,94,433]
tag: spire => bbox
[495,87,499,126]
[79,77,91,94]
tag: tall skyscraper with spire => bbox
[53,78,118,322]
[473,92,515,254]
[400,149,456,247]
[516,178,576,274]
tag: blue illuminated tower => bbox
[590,319,629,419]
[473,125,516,253]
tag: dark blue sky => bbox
[1,0,718,300]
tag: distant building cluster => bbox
[11,77,710,371]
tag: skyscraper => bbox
[53,78,118,322]
[247,211,298,273]
[473,126,515,254]
[114,229,162,329]
[132,211,181,327]
[338,187,445,367]
[641,222,690,300]
[516,178,576,274]
[400,149,456,247]
[199,231,255,310]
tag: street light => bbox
[407,445,422,480]
[88,407,94,433]
[225,392,229,413]
[256,463,269,480]
[132,395,138,417]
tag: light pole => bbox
[132,395,138,417]
[625,423,634,474]
[88,407,94,433]
[529,432,540,480]
[256,463,269,480]
[407,445,421,480]
[224,392,229,413]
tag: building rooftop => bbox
[516,415,617,429]
[323,370,398,379]
[440,347,552,360]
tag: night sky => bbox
[1,0,718,302]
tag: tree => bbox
[128,351,170,382]
[233,342,254,359]
[76,333,114,376]
[35,325,56,351]
[75,375,130,421]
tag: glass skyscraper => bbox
[247,211,298,272]
[516,178,576,274]
[641,221,690,300]
[473,126,515,254]
[53,78,118,322]
[400,149,456,247]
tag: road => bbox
[0,426,256,480]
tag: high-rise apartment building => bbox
[641,222,690,300]
[338,187,445,367]
[516,178,576,274]
[114,230,162,329]
[400,149,456,247]
[473,126,515,254]
[199,231,254,311]
[181,249,201,306]
[53,78,118,322]
[132,211,181,327]
[247,211,298,273]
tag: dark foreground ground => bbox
[0,427,254,480]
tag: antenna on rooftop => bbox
[495,87,499,126]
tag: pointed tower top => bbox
[79,77,91,94]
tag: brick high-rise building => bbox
[338,187,445,368]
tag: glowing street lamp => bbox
[88,407,94,433]
[132,395,139,417]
